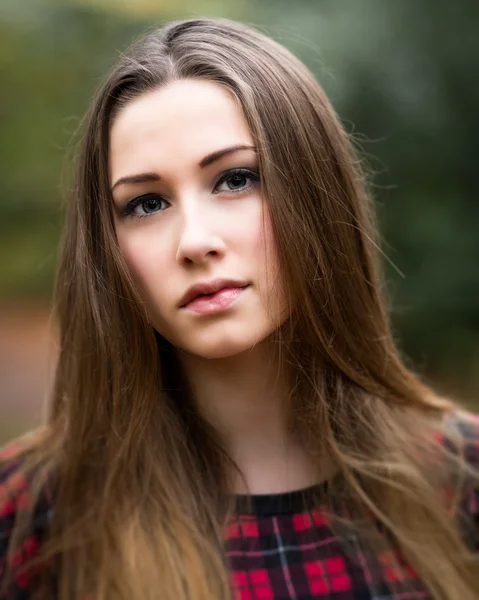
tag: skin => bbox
[109,79,322,493]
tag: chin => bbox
[182,337,261,360]
[171,323,273,360]
[154,314,279,361]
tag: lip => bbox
[182,286,249,315]
[179,278,249,308]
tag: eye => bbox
[214,168,260,194]
[123,193,169,219]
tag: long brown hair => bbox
[2,17,478,600]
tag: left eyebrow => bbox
[111,144,256,192]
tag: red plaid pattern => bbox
[1,411,478,599]
[224,496,430,599]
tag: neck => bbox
[178,339,322,494]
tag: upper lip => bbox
[179,279,249,307]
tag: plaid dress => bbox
[1,412,478,599]
[226,486,423,600]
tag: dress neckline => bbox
[232,480,329,517]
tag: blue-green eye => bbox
[214,168,260,194]
[123,194,169,218]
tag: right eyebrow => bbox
[111,172,161,193]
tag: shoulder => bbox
[439,409,479,466]
[0,440,53,597]
[436,409,479,550]
[0,440,31,551]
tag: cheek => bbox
[251,210,288,313]
[253,210,281,276]
[261,217,278,262]
[117,231,171,304]
[236,202,276,259]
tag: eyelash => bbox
[121,167,260,219]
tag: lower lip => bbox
[182,286,249,315]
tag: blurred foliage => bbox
[1,0,478,391]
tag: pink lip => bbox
[182,286,249,315]
[179,278,249,307]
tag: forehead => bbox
[109,79,254,181]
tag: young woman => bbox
[1,17,478,600]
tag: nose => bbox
[175,209,226,265]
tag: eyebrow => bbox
[111,144,256,192]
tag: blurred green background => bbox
[1,0,478,445]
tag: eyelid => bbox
[213,167,260,191]
[122,192,168,217]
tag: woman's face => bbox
[109,79,288,359]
